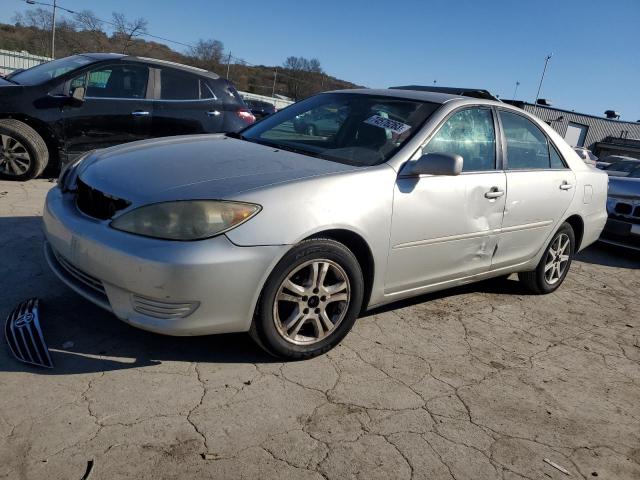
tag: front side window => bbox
[500,111,551,170]
[423,108,496,171]
[71,65,148,99]
[160,69,200,100]
[241,93,439,167]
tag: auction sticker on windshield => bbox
[364,115,411,134]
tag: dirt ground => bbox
[1,179,639,480]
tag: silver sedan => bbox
[44,89,608,359]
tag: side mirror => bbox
[68,86,85,107]
[403,152,463,176]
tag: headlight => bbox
[606,197,618,214]
[58,152,91,191]
[110,200,261,240]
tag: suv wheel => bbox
[518,222,575,294]
[0,119,49,181]
[250,238,364,359]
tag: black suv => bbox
[243,99,277,120]
[0,53,255,180]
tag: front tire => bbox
[518,222,575,294]
[0,119,49,181]
[251,238,364,359]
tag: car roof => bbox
[78,53,221,80]
[329,88,465,104]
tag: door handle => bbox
[559,181,574,190]
[207,110,221,117]
[484,187,505,199]
[131,110,150,117]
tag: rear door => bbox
[491,109,576,268]
[62,63,152,155]
[151,67,224,136]
[386,106,507,293]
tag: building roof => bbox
[504,100,640,126]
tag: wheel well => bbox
[306,229,375,311]
[0,115,61,169]
[564,214,584,251]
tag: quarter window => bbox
[71,65,149,99]
[500,111,551,170]
[423,108,496,171]
[160,69,200,100]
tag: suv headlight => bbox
[110,200,261,240]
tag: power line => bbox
[24,0,332,90]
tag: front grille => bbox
[54,250,107,297]
[76,178,130,220]
[131,295,199,319]
[614,202,633,215]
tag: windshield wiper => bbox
[251,139,326,159]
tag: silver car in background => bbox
[601,164,640,250]
[44,89,608,359]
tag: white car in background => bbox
[573,147,598,166]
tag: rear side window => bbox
[424,107,496,172]
[550,145,567,169]
[160,69,200,100]
[500,111,551,169]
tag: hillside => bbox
[0,18,358,100]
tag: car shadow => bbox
[0,214,636,376]
[574,242,640,269]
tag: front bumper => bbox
[43,186,288,335]
[600,217,640,251]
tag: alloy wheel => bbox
[544,233,571,285]
[0,134,31,176]
[273,259,351,345]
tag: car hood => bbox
[608,176,640,198]
[77,134,359,204]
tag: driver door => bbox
[385,107,506,294]
[62,63,153,157]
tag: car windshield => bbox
[8,55,93,85]
[627,165,640,178]
[240,93,439,166]
[607,161,639,172]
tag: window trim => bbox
[496,107,570,171]
[417,105,502,174]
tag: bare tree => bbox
[73,10,103,32]
[189,39,224,67]
[282,56,324,100]
[111,12,148,54]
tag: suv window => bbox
[500,111,551,170]
[71,65,148,99]
[423,107,496,171]
[160,69,200,100]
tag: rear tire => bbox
[0,119,49,181]
[250,238,364,360]
[518,222,575,294]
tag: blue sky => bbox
[2,0,639,121]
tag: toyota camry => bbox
[43,88,608,359]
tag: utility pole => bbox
[271,68,278,98]
[26,0,61,58]
[50,0,57,58]
[535,54,552,103]
[512,81,520,99]
[226,51,232,79]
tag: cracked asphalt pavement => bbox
[1,179,639,480]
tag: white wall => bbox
[0,49,52,76]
